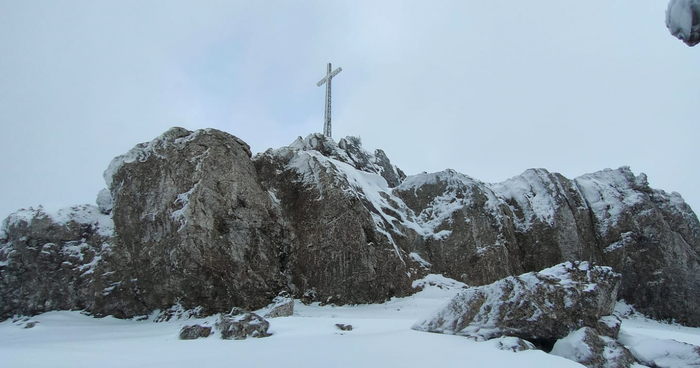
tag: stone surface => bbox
[335,323,353,331]
[412,262,621,342]
[264,296,294,318]
[625,337,700,367]
[1,127,699,327]
[216,313,270,340]
[397,167,700,326]
[105,127,287,315]
[0,205,122,320]
[179,325,212,340]
[550,327,635,368]
[254,133,420,305]
[96,189,113,215]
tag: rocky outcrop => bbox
[254,133,420,305]
[412,262,621,343]
[398,167,700,326]
[104,128,288,315]
[1,126,699,327]
[0,205,118,319]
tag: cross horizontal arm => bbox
[317,77,327,87]
[330,67,342,78]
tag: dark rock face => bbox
[179,325,212,340]
[253,134,420,305]
[412,262,621,341]
[0,205,118,320]
[216,313,270,340]
[105,128,287,314]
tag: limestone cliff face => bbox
[1,127,699,326]
[104,127,288,314]
[253,134,420,304]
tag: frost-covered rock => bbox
[0,205,118,319]
[95,189,113,215]
[216,313,270,340]
[622,336,700,367]
[412,262,620,343]
[667,0,700,46]
[550,327,635,368]
[264,296,294,318]
[2,126,699,328]
[401,166,700,327]
[494,336,536,352]
[254,133,421,305]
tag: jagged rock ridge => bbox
[1,127,699,327]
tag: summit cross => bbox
[317,62,342,138]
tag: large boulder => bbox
[216,312,270,340]
[104,127,288,314]
[412,262,621,344]
[179,325,212,340]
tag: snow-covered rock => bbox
[2,127,699,328]
[622,336,700,367]
[494,336,536,352]
[550,327,635,368]
[95,188,113,215]
[412,262,621,343]
[400,166,700,327]
[105,127,287,314]
[667,0,700,46]
[179,324,212,340]
[254,133,421,305]
[216,312,270,340]
[0,205,117,319]
[264,296,294,318]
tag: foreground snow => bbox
[1,276,699,368]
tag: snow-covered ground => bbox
[1,275,698,368]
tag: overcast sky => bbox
[1,1,698,220]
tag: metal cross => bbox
[317,63,342,138]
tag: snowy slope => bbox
[0,275,583,368]
[2,274,699,368]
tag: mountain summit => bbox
[1,127,699,326]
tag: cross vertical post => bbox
[317,62,342,138]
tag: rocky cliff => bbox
[1,127,699,326]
